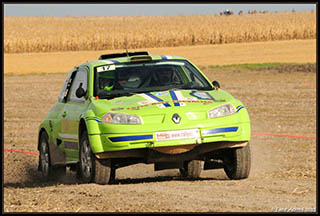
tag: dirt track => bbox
[3,64,316,212]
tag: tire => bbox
[79,131,113,185]
[39,132,52,181]
[223,143,251,180]
[39,132,66,181]
[94,158,115,185]
[179,160,202,179]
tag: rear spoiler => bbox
[98,51,149,60]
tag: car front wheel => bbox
[223,143,251,180]
[79,131,113,185]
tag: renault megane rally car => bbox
[38,51,251,184]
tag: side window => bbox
[58,70,75,103]
[184,64,206,87]
[68,67,88,103]
[192,75,205,87]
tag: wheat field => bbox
[4,11,316,53]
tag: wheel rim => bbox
[81,139,92,178]
[40,139,50,177]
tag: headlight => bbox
[208,103,236,118]
[102,112,143,124]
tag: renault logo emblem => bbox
[172,113,181,124]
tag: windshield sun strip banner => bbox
[154,61,185,66]
[109,134,153,142]
[202,126,239,136]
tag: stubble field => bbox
[3,39,317,212]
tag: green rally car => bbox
[38,51,251,184]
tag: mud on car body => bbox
[38,51,251,184]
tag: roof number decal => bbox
[97,65,115,72]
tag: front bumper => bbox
[95,140,248,163]
[89,122,250,154]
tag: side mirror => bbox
[212,80,220,89]
[76,83,86,98]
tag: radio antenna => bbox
[124,37,129,57]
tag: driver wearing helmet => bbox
[154,66,174,86]
[98,71,115,91]
[152,66,181,86]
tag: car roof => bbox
[80,52,187,68]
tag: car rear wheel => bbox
[39,132,66,181]
[79,131,114,185]
[179,160,202,179]
[223,143,251,180]
[39,132,51,181]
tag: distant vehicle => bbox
[38,51,251,184]
[220,9,234,16]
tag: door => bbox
[60,66,89,161]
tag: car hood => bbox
[91,89,235,116]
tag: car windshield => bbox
[94,60,213,99]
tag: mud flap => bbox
[49,141,66,166]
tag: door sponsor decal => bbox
[58,133,78,140]
[64,141,79,150]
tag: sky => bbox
[3,3,317,17]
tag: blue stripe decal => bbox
[146,93,171,107]
[109,134,153,142]
[110,60,120,64]
[161,55,167,60]
[202,127,239,136]
[86,117,100,119]
[236,105,242,109]
[169,91,180,106]
[146,92,162,102]
[236,107,245,112]
[85,117,102,123]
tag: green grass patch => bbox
[208,62,315,69]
